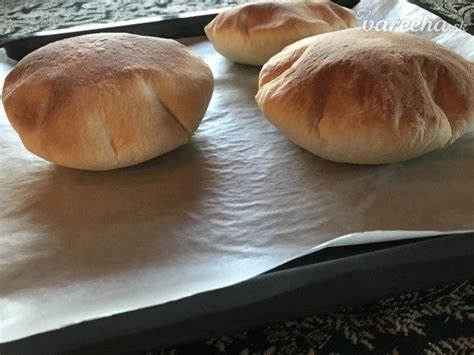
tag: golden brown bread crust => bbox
[256,28,474,164]
[2,33,214,170]
[205,1,357,66]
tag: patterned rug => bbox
[414,0,473,33]
[140,279,474,354]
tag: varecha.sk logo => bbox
[356,9,467,32]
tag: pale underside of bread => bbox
[2,33,214,170]
[205,1,357,66]
[256,29,474,164]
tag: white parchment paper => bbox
[1,0,473,342]
[353,0,474,60]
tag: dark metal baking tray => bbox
[1,233,473,355]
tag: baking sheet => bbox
[1,0,473,343]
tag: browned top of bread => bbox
[205,1,357,66]
[3,33,214,170]
[210,1,355,33]
[256,28,474,164]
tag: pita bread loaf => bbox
[256,28,474,164]
[205,1,357,66]
[2,33,214,171]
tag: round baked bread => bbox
[204,1,357,66]
[2,33,214,170]
[256,28,474,164]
